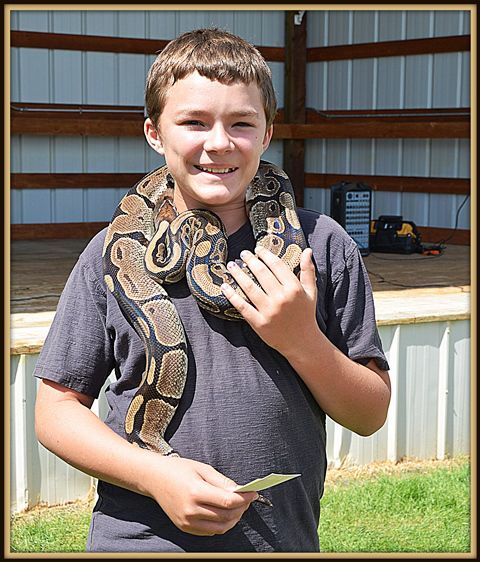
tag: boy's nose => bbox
[204,124,234,153]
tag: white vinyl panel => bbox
[269,62,284,108]
[18,49,50,102]
[306,62,327,110]
[374,139,401,175]
[232,10,263,44]
[350,139,373,174]
[457,139,470,177]
[19,136,51,172]
[403,323,442,459]
[460,52,470,107]
[11,190,23,223]
[430,139,456,177]
[376,57,403,108]
[432,52,461,108]
[326,60,349,109]
[85,10,116,35]
[454,194,470,229]
[428,194,459,228]
[303,188,329,214]
[306,10,327,48]
[260,11,284,46]
[85,52,116,104]
[305,139,326,173]
[118,10,147,38]
[10,136,21,172]
[16,10,50,31]
[401,139,429,176]
[85,188,119,221]
[21,189,52,223]
[146,10,177,40]
[85,137,116,172]
[52,137,83,172]
[405,10,432,39]
[327,11,351,46]
[325,139,349,173]
[463,10,471,34]
[433,10,462,36]
[263,140,283,168]
[451,321,470,456]
[118,54,146,106]
[401,193,429,226]
[10,10,20,30]
[378,11,404,41]
[404,55,430,108]
[352,11,376,43]
[52,50,82,104]
[118,137,148,172]
[52,10,83,33]
[371,191,401,218]
[10,48,20,101]
[177,11,224,35]
[54,190,85,222]
[351,59,374,109]
[207,10,236,33]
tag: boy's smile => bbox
[145,71,273,234]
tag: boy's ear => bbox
[262,125,274,154]
[144,118,164,155]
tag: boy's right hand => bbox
[142,454,258,536]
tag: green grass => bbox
[319,458,471,553]
[9,458,471,553]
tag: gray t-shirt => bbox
[34,209,388,553]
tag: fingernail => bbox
[240,250,251,260]
[227,261,237,270]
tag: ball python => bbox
[102,160,307,457]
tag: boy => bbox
[34,28,390,552]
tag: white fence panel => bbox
[9,312,471,513]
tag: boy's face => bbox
[145,71,273,215]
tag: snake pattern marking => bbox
[102,160,307,456]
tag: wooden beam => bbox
[10,30,285,61]
[11,173,143,189]
[10,221,470,245]
[283,11,307,207]
[418,226,470,246]
[305,173,470,195]
[307,34,470,62]
[273,120,469,139]
[11,104,470,139]
[10,172,470,197]
[11,222,108,241]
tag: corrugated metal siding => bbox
[10,316,470,512]
[305,9,471,228]
[10,9,284,224]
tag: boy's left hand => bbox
[221,246,318,356]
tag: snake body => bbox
[103,160,307,456]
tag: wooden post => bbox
[283,10,307,207]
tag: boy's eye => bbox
[182,120,204,127]
[235,122,254,128]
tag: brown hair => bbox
[145,28,277,129]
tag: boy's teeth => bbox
[197,166,236,173]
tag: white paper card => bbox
[235,473,301,492]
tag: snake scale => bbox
[102,160,307,456]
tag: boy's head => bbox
[145,28,277,130]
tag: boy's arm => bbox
[35,379,258,535]
[221,247,391,437]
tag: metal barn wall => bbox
[10,314,471,513]
[10,9,470,230]
[9,9,285,225]
[304,10,471,228]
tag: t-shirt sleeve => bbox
[326,244,390,372]
[33,251,115,399]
